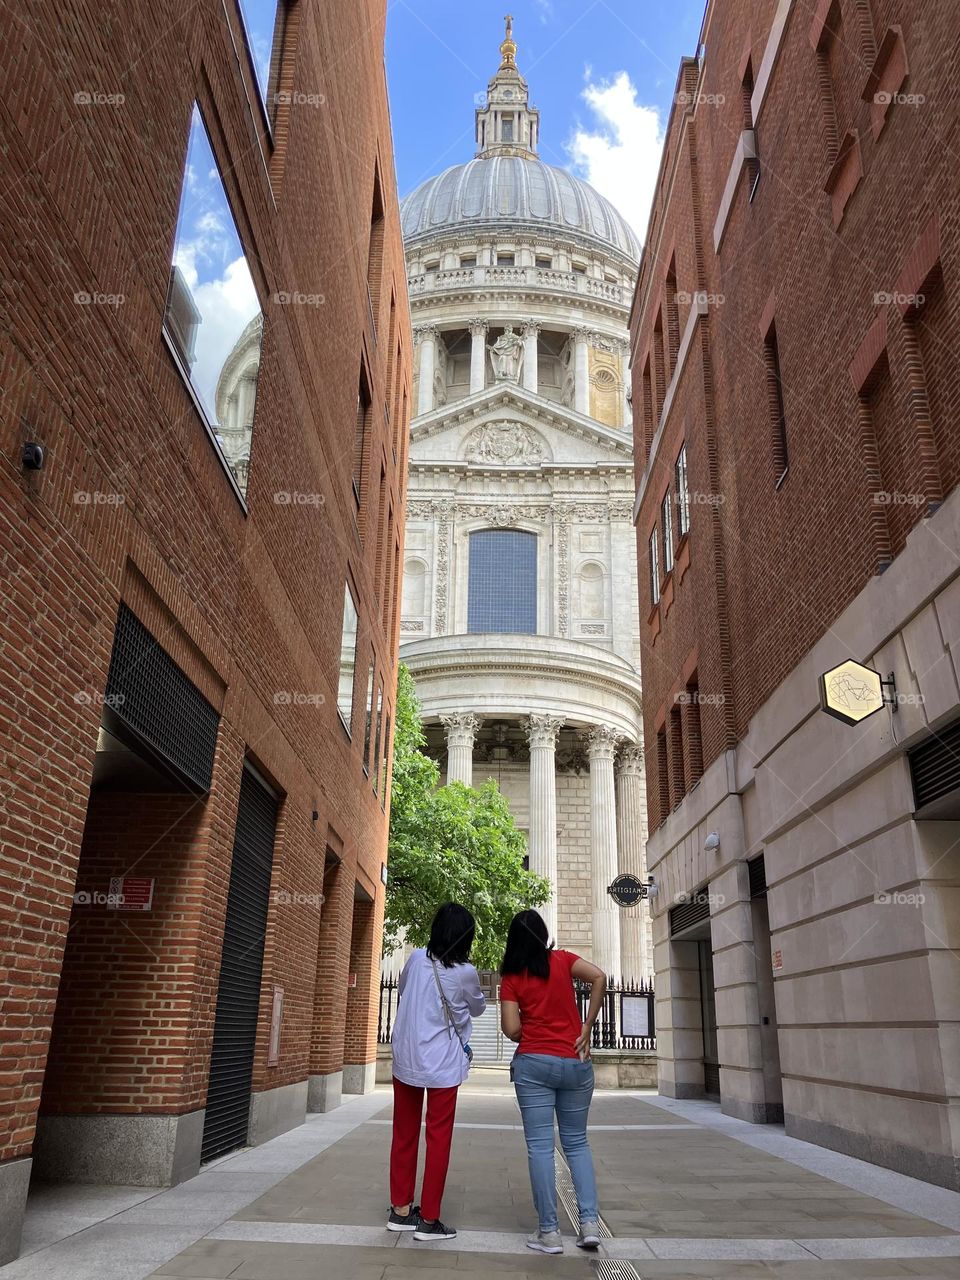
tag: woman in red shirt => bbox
[499,909,607,1255]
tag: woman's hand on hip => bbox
[574,1024,592,1061]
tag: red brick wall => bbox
[0,0,408,1164]
[630,0,960,826]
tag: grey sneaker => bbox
[527,1229,563,1254]
[386,1204,420,1232]
[413,1218,457,1241]
[577,1220,601,1249]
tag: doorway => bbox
[200,764,279,1162]
[697,940,719,1096]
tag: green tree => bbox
[384,664,550,970]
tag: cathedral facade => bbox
[398,21,652,978]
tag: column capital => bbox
[468,318,488,337]
[413,323,439,346]
[521,319,542,336]
[572,325,593,343]
[440,712,482,749]
[583,724,622,762]
[525,713,564,749]
[616,743,644,777]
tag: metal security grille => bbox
[909,717,960,815]
[467,528,537,634]
[105,604,220,791]
[748,854,767,898]
[669,890,711,936]
[201,765,279,1163]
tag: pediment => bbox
[409,384,633,469]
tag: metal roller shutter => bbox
[201,765,278,1163]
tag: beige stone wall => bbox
[588,346,623,429]
[555,770,593,956]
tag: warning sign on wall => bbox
[108,877,155,911]
[772,948,783,972]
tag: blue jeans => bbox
[512,1053,598,1232]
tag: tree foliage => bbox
[384,664,550,970]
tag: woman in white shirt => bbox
[388,902,485,1242]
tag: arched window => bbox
[467,529,537,634]
[402,558,427,618]
[578,561,604,619]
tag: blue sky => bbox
[385,0,707,238]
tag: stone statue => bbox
[488,326,524,382]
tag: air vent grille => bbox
[909,718,960,815]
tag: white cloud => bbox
[566,71,664,244]
[534,0,554,21]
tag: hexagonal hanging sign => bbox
[818,659,885,726]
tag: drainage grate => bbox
[555,1147,647,1280]
[105,603,220,791]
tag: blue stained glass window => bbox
[468,529,537,634]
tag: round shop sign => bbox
[607,874,648,907]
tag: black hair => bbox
[500,909,552,980]
[426,902,476,967]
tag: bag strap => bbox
[430,956,465,1049]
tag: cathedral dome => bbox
[401,156,640,261]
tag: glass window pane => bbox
[164,104,263,497]
[468,529,537,634]
[372,681,384,792]
[238,0,282,110]
[337,585,359,732]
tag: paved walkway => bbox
[4,1071,960,1280]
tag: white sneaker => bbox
[577,1220,601,1249]
[527,1229,563,1254]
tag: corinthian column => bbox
[415,325,438,415]
[468,319,487,394]
[616,744,649,980]
[525,714,563,942]
[441,713,482,786]
[585,724,622,975]
[522,320,540,394]
[573,327,591,415]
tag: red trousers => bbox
[390,1077,459,1221]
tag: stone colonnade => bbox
[439,712,644,976]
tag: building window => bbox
[662,492,674,575]
[763,323,789,483]
[648,528,660,606]
[676,443,690,537]
[497,251,515,266]
[367,168,385,323]
[379,713,391,808]
[536,255,552,269]
[460,255,477,268]
[354,365,371,511]
[337,584,359,734]
[741,59,760,197]
[371,680,384,788]
[501,116,514,142]
[238,0,284,126]
[163,104,263,499]
[362,655,375,774]
[656,727,670,824]
[467,528,537,634]
[669,703,685,805]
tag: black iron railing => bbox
[378,974,655,1051]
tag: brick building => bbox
[0,0,409,1262]
[630,0,960,1187]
